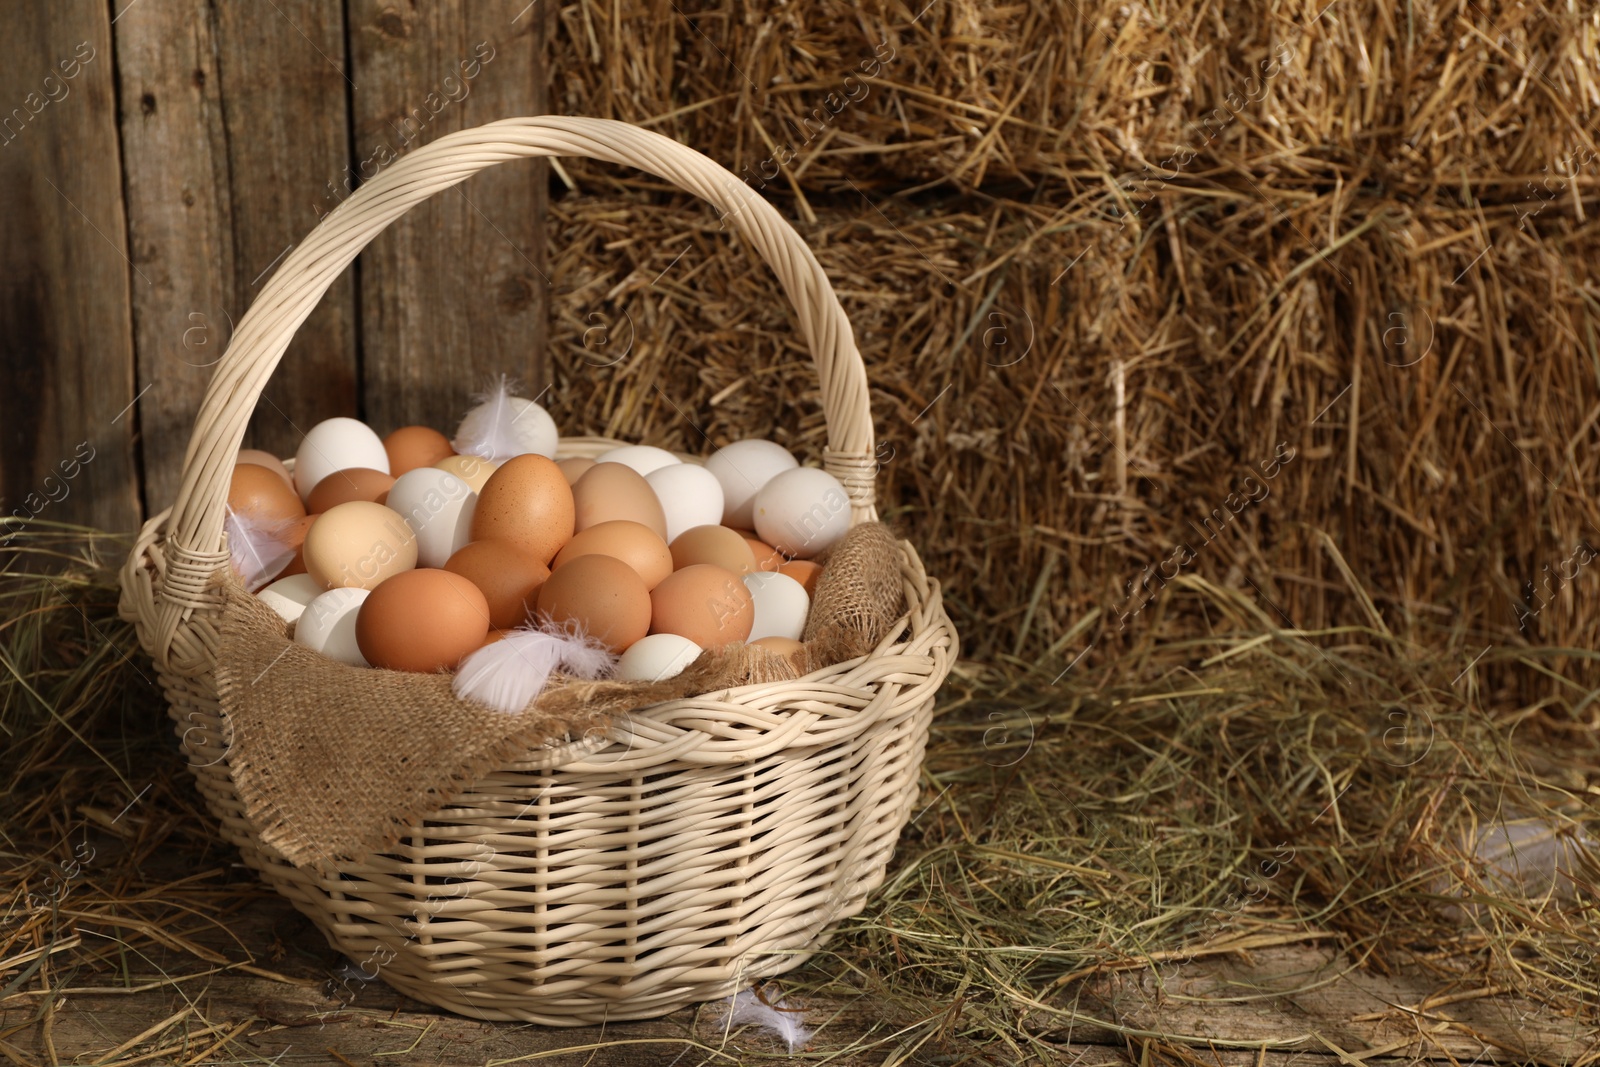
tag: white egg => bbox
[752,467,850,559]
[704,439,799,528]
[293,418,390,500]
[257,573,327,626]
[645,463,725,544]
[597,444,681,476]
[614,632,704,682]
[295,587,370,666]
[386,467,478,568]
[742,571,811,641]
[453,395,557,460]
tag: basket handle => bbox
[152,117,878,645]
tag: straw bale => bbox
[545,179,1600,698]
[542,0,1600,700]
[550,0,1600,197]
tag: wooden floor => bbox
[3,880,1588,1066]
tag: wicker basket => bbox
[118,116,956,1025]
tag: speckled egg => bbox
[470,454,575,564]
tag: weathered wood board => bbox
[1059,941,1593,1065]
[3,885,1583,1066]
[347,0,550,439]
[112,0,238,515]
[208,0,359,465]
[14,0,551,528]
[0,1,140,535]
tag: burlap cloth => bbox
[214,520,907,871]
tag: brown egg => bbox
[752,635,806,656]
[479,628,510,648]
[553,520,673,590]
[307,467,396,514]
[471,454,576,564]
[356,569,490,672]
[670,525,758,574]
[278,513,318,578]
[649,564,754,649]
[383,425,455,476]
[444,540,552,630]
[434,453,497,493]
[229,463,307,525]
[779,559,823,598]
[302,501,418,590]
[237,449,294,490]
[535,554,651,653]
[571,462,668,540]
[741,533,784,571]
[556,457,596,484]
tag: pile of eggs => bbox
[231,397,852,684]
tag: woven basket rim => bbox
[128,499,945,761]
[119,116,887,679]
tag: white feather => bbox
[1432,812,1598,922]
[716,988,812,1053]
[224,505,296,592]
[452,375,558,462]
[1468,818,1592,901]
[452,617,616,714]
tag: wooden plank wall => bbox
[114,0,244,521]
[0,0,548,531]
[0,2,140,535]
[349,4,549,436]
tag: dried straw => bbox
[551,0,1600,196]
[542,0,1600,705]
[6,0,1600,1049]
[3,526,1596,1061]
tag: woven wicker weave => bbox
[118,116,956,1025]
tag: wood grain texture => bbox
[1068,942,1591,1064]
[4,889,1569,1066]
[0,2,139,534]
[112,2,236,514]
[346,0,549,438]
[210,0,357,461]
